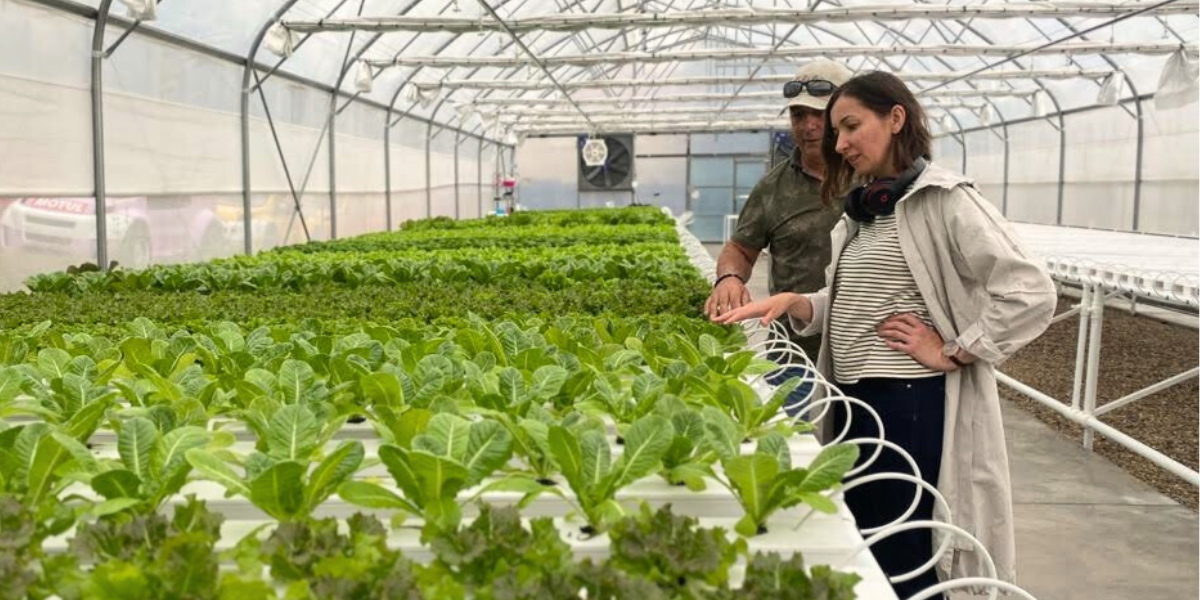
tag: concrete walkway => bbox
[704,244,1199,600]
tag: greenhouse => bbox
[0,0,1197,599]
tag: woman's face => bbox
[830,95,906,178]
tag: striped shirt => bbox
[829,213,940,384]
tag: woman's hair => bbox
[820,71,932,206]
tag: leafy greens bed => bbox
[0,207,861,599]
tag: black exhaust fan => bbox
[578,134,635,192]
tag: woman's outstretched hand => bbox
[710,292,810,326]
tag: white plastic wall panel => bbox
[389,118,428,195]
[0,0,93,196]
[336,193,388,238]
[1138,102,1200,236]
[430,185,456,218]
[635,134,688,156]
[516,137,577,210]
[335,129,386,193]
[334,101,388,238]
[102,93,242,196]
[248,119,330,195]
[964,130,1005,212]
[248,78,332,197]
[690,132,767,155]
[1061,106,1137,231]
[0,73,93,196]
[458,154,481,219]
[430,149,456,188]
[636,157,687,217]
[1004,120,1061,225]
[479,144,498,217]
[933,135,964,178]
[390,189,427,224]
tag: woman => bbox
[714,71,1056,598]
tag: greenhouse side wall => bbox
[0,2,96,291]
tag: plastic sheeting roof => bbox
[89,0,1200,138]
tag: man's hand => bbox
[705,277,752,319]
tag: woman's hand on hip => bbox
[877,313,956,371]
[711,292,809,327]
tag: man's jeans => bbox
[765,350,816,417]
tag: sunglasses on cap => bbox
[783,78,837,99]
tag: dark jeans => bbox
[764,351,816,417]
[834,376,946,600]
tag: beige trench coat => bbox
[794,162,1056,585]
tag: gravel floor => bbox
[999,297,1199,511]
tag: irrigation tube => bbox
[906,578,1039,600]
[836,470,954,581]
[839,520,1000,600]
[996,372,1200,487]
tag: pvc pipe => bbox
[1094,367,1199,417]
[996,372,1199,487]
[1082,283,1106,450]
[1070,283,1092,411]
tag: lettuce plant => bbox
[185,405,364,522]
[708,551,861,600]
[87,417,222,516]
[547,414,673,534]
[607,504,745,595]
[337,413,516,536]
[58,496,228,600]
[654,400,718,491]
[719,436,859,537]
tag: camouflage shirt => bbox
[731,150,842,360]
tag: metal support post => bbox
[1055,110,1067,226]
[425,123,433,218]
[1070,284,1092,411]
[1129,80,1146,231]
[91,0,115,269]
[454,131,461,220]
[684,133,692,213]
[1001,120,1010,217]
[242,0,306,256]
[477,138,484,218]
[1081,284,1106,451]
[384,113,393,231]
[328,95,338,240]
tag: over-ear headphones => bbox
[844,157,928,223]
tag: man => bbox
[704,59,852,413]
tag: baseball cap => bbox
[785,60,854,111]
